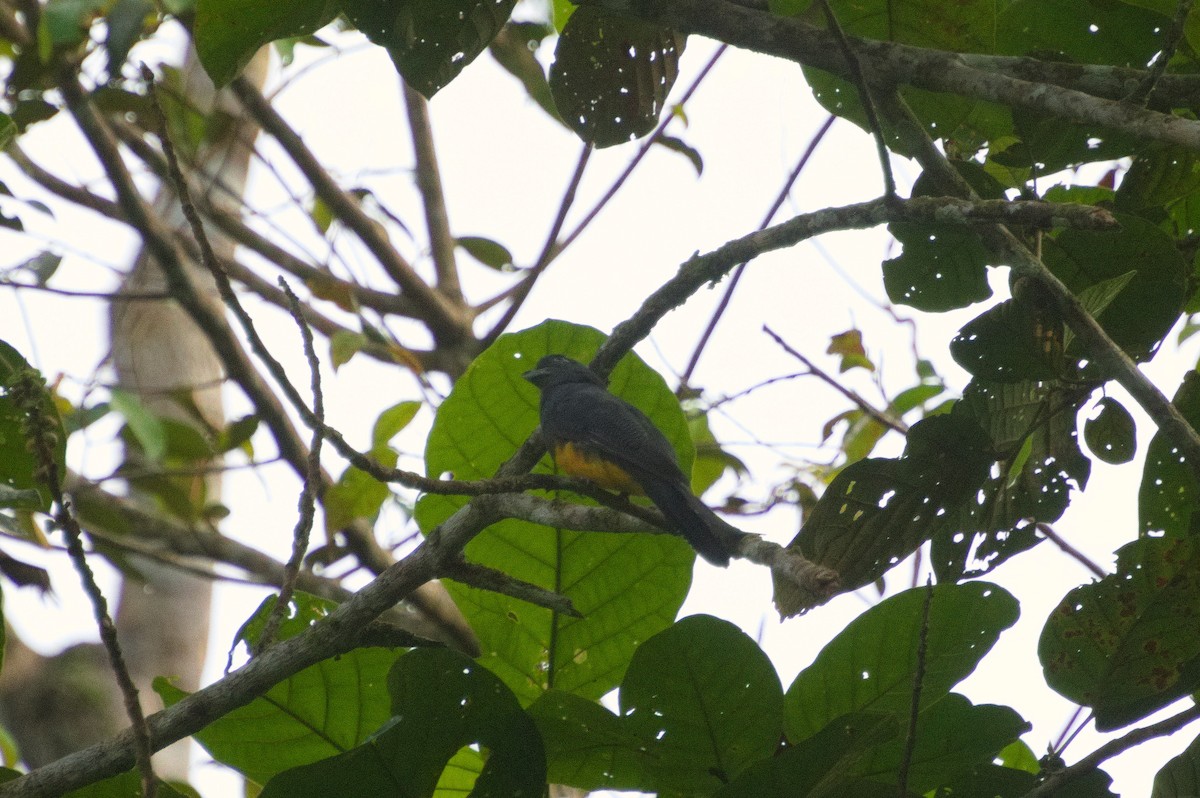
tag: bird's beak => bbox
[522,367,544,384]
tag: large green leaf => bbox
[259,649,544,797]
[1153,730,1200,798]
[0,340,66,512]
[619,615,784,793]
[63,770,191,798]
[414,320,694,706]
[846,695,1029,793]
[931,378,1091,580]
[549,6,681,147]
[1139,370,1200,539]
[157,593,403,786]
[1083,396,1136,465]
[528,690,652,792]
[1040,536,1200,731]
[996,0,1169,67]
[342,0,517,97]
[1043,213,1190,363]
[950,297,1063,383]
[194,0,337,88]
[784,582,1019,742]
[782,414,993,601]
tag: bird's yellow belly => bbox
[553,441,644,495]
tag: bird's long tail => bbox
[640,479,745,567]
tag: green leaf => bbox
[1044,213,1190,362]
[194,0,337,88]
[104,0,154,78]
[341,0,517,98]
[951,298,1063,382]
[216,413,259,455]
[848,695,1029,793]
[827,328,875,373]
[489,19,562,123]
[158,593,403,787]
[330,330,368,370]
[931,379,1091,580]
[884,220,992,311]
[41,0,106,50]
[528,690,651,791]
[549,6,682,147]
[1040,536,1200,731]
[0,113,16,150]
[0,341,66,512]
[109,389,167,462]
[1153,730,1200,798]
[64,770,192,798]
[372,401,421,449]
[620,615,783,793]
[1084,396,1136,464]
[785,582,1019,742]
[456,235,514,271]
[997,0,1169,67]
[258,649,543,798]
[414,320,694,706]
[324,446,396,534]
[687,409,746,496]
[1139,371,1200,539]
[781,414,994,603]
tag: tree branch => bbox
[605,0,1200,152]
[229,76,471,346]
[402,82,463,304]
[1023,703,1200,797]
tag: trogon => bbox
[523,354,745,566]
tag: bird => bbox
[523,354,744,566]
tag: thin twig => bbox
[897,579,932,797]
[402,82,463,302]
[229,76,469,345]
[680,113,837,389]
[764,324,908,434]
[11,372,157,797]
[876,88,1200,482]
[1023,703,1200,797]
[440,559,582,617]
[478,142,592,342]
[1126,0,1194,106]
[557,44,728,256]
[817,0,896,198]
[1037,523,1107,579]
[255,279,326,652]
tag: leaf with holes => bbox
[550,6,682,148]
[777,414,993,609]
[528,690,653,792]
[1139,371,1200,539]
[1084,397,1136,465]
[784,582,1018,742]
[342,0,517,98]
[950,298,1063,383]
[1041,535,1200,731]
[620,615,784,793]
[931,378,1091,581]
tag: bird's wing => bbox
[545,384,684,481]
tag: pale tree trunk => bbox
[107,45,270,779]
[0,45,270,780]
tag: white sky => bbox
[1,19,1197,797]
